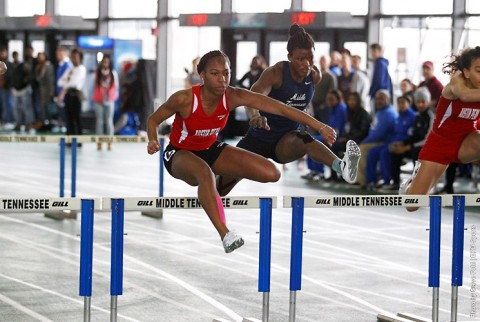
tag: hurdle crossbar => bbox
[0,197,100,322]
[104,196,276,322]
[283,195,442,322]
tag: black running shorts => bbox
[163,141,228,176]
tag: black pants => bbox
[64,89,82,135]
[390,147,421,185]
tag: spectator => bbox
[399,78,417,110]
[237,55,267,89]
[418,61,443,108]
[93,54,119,150]
[385,87,434,190]
[368,43,393,113]
[337,53,354,100]
[34,52,55,129]
[310,55,337,125]
[328,91,372,181]
[329,50,342,77]
[351,54,371,110]
[11,52,34,132]
[0,46,14,128]
[53,45,72,133]
[365,95,416,190]
[23,45,38,124]
[302,90,347,181]
[184,57,202,88]
[357,89,397,187]
[58,48,86,142]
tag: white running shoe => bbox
[399,161,421,195]
[340,140,361,184]
[222,231,244,253]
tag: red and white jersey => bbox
[169,85,229,151]
[432,96,480,139]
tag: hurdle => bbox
[283,194,445,322]
[102,196,276,322]
[0,197,101,322]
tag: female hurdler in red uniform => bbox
[402,47,480,211]
[147,50,341,253]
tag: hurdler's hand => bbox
[249,114,270,131]
[319,124,337,146]
[147,140,160,155]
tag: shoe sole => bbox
[224,238,244,253]
[343,140,361,184]
[399,162,420,195]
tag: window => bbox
[108,20,157,59]
[109,0,157,18]
[6,0,44,16]
[57,0,99,18]
[233,0,291,13]
[382,18,452,87]
[382,0,452,15]
[303,0,368,15]
[467,17,480,48]
[171,0,220,16]
[467,0,480,13]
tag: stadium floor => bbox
[1,139,479,322]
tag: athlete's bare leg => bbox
[170,150,229,238]
[405,160,448,212]
[216,131,339,196]
[458,131,480,163]
[213,145,280,187]
[274,131,337,165]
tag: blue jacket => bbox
[328,102,347,136]
[390,107,416,142]
[369,57,392,98]
[362,104,397,143]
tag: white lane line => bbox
[122,226,379,318]
[0,292,53,322]
[0,235,142,322]
[123,221,390,315]
[0,215,241,321]
[1,233,222,321]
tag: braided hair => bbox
[443,46,480,75]
[197,50,230,74]
[287,24,315,54]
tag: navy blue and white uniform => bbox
[237,61,314,162]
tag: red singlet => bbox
[419,96,480,164]
[169,85,229,151]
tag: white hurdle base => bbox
[242,318,262,322]
[44,210,77,220]
[141,210,163,219]
[377,312,428,322]
[212,319,233,322]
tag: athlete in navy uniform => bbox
[217,24,361,196]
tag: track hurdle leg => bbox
[142,138,165,219]
[289,197,304,322]
[79,199,95,322]
[258,198,273,322]
[60,137,66,198]
[111,199,125,322]
[451,196,466,322]
[429,196,442,322]
[46,137,67,220]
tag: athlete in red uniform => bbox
[401,46,480,211]
[147,50,337,253]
